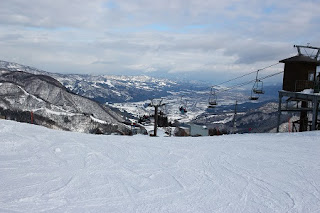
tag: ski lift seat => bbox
[249,96,259,100]
[208,99,217,108]
[253,89,265,94]
[209,100,217,106]
[208,103,217,108]
[208,87,218,107]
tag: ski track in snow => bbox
[0,120,320,212]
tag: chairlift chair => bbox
[249,70,265,100]
[179,106,187,113]
[252,79,265,94]
[208,87,218,108]
[208,98,217,108]
[179,96,188,114]
[249,90,259,100]
[249,96,259,101]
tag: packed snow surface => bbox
[1,120,320,212]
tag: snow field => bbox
[0,120,320,212]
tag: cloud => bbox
[0,0,319,82]
[0,0,104,28]
[0,33,24,41]
[223,40,293,64]
[91,60,116,65]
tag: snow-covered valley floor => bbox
[0,120,320,212]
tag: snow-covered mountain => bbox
[0,60,207,103]
[0,60,225,124]
[0,69,131,134]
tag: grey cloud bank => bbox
[0,0,319,82]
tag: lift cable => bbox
[215,79,256,94]
[215,71,284,94]
[210,62,281,89]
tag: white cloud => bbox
[0,0,319,82]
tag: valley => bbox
[0,60,286,135]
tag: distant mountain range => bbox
[0,60,209,104]
[0,66,131,134]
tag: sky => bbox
[0,0,319,83]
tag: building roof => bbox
[279,55,320,65]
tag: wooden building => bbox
[280,55,320,92]
[277,45,320,132]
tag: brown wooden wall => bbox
[282,63,317,92]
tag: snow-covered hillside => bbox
[1,119,319,212]
[0,70,131,135]
[0,60,205,103]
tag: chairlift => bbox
[179,106,187,113]
[249,89,259,100]
[249,70,265,100]
[208,87,218,108]
[179,96,188,114]
[252,79,265,94]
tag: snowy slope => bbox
[0,119,320,212]
[0,70,131,134]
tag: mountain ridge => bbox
[0,68,131,135]
[0,60,209,103]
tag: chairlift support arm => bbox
[255,69,260,81]
[294,45,320,59]
[294,45,320,51]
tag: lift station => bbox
[277,45,320,132]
